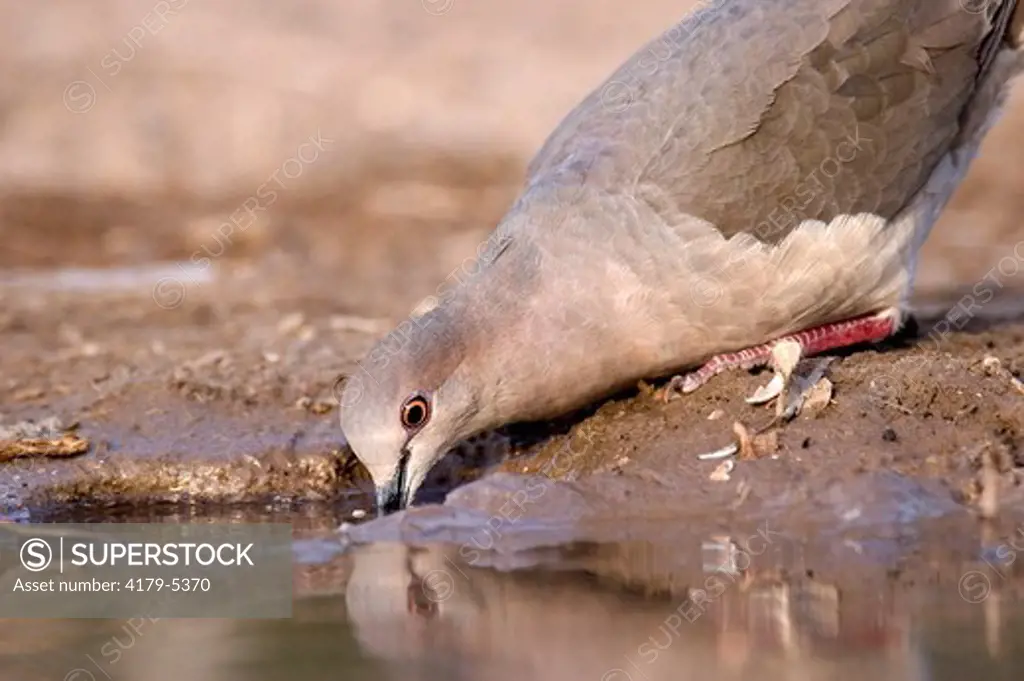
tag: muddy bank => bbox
[0,152,520,516]
[2,148,1024,681]
[0,152,1023,527]
[4,291,1023,521]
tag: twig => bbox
[0,434,90,462]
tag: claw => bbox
[661,373,702,402]
[742,341,837,423]
[746,373,785,405]
[745,339,803,408]
[771,339,804,378]
[661,375,682,403]
[779,357,835,421]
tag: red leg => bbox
[668,309,900,397]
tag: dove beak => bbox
[375,447,410,517]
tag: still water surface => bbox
[2,509,1023,681]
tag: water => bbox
[3,507,1023,681]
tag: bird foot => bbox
[747,339,803,419]
[660,307,899,404]
[766,354,836,424]
[743,339,835,423]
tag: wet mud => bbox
[2,151,1024,681]
[0,152,1023,539]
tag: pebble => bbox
[277,312,305,335]
[709,459,735,482]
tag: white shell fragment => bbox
[801,376,834,414]
[982,354,1024,395]
[698,443,739,460]
[709,459,735,481]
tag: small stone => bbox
[277,312,305,335]
[12,387,44,401]
[310,401,334,415]
[709,459,734,482]
[707,409,725,421]
[295,396,335,415]
[882,428,898,442]
[982,355,1002,374]
[801,377,834,415]
[351,509,367,519]
[982,355,1024,394]
[734,421,779,460]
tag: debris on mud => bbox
[170,350,252,404]
[0,416,90,463]
[697,420,779,467]
[295,396,335,415]
[708,459,734,482]
[734,421,779,461]
[0,416,66,440]
[800,375,834,416]
[981,354,1024,395]
[698,443,737,461]
[33,449,361,509]
[0,433,90,462]
[2,156,1024,520]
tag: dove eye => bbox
[400,393,431,430]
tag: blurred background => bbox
[1,0,1022,293]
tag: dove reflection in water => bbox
[343,541,930,681]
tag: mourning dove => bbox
[340,0,1024,514]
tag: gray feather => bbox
[524,0,1019,244]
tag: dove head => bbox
[338,301,483,516]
